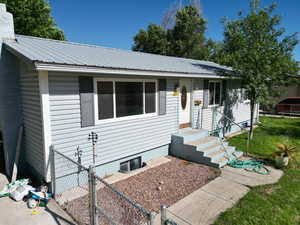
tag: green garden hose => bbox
[227,159,270,175]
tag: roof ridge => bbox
[14,34,221,65]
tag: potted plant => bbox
[273,143,297,168]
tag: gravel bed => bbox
[63,156,220,225]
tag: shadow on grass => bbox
[261,126,300,139]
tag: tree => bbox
[132,24,169,55]
[218,0,299,139]
[168,5,206,58]
[133,5,210,60]
[0,0,65,40]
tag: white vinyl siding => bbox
[192,79,203,128]
[48,72,178,177]
[19,66,44,178]
[192,78,257,133]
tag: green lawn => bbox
[214,117,300,225]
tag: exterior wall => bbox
[49,72,179,191]
[191,78,258,135]
[191,79,203,128]
[19,63,44,179]
[55,145,169,194]
[0,46,22,176]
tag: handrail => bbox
[213,108,250,156]
[214,109,246,131]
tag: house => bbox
[0,4,258,193]
[261,75,300,113]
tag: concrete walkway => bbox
[0,173,76,225]
[154,164,283,225]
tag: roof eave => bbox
[34,62,232,79]
[3,43,36,68]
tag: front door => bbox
[179,79,191,128]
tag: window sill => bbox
[95,113,158,125]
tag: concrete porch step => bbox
[186,136,219,150]
[200,142,229,155]
[212,151,243,168]
[172,128,209,144]
[207,146,236,162]
[170,128,243,168]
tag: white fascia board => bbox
[34,63,230,79]
[38,70,52,182]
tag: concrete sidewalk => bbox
[154,164,283,225]
[0,173,76,225]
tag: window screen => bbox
[97,81,114,120]
[120,157,142,172]
[145,82,156,113]
[115,82,143,117]
[120,161,129,172]
[130,157,141,170]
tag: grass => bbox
[214,117,300,225]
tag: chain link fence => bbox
[94,174,154,225]
[160,206,192,225]
[51,147,90,224]
[51,147,155,225]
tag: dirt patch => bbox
[63,156,220,225]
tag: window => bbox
[120,157,142,172]
[115,82,143,117]
[95,79,157,122]
[209,81,222,105]
[97,82,114,120]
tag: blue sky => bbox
[50,0,300,61]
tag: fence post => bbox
[161,205,167,225]
[89,165,98,225]
[148,212,156,225]
[50,145,56,199]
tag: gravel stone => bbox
[63,156,220,225]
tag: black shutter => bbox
[203,80,209,109]
[79,76,95,127]
[221,80,227,106]
[158,79,167,115]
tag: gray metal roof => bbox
[4,35,231,75]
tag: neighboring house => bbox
[0,4,258,192]
[261,76,300,112]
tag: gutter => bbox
[35,62,233,79]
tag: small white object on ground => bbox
[27,198,38,209]
[10,184,34,201]
[0,179,29,198]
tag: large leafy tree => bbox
[0,0,65,40]
[132,24,169,55]
[133,5,211,60]
[168,5,206,58]
[218,0,299,139]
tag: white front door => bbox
[179,79,191,127]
